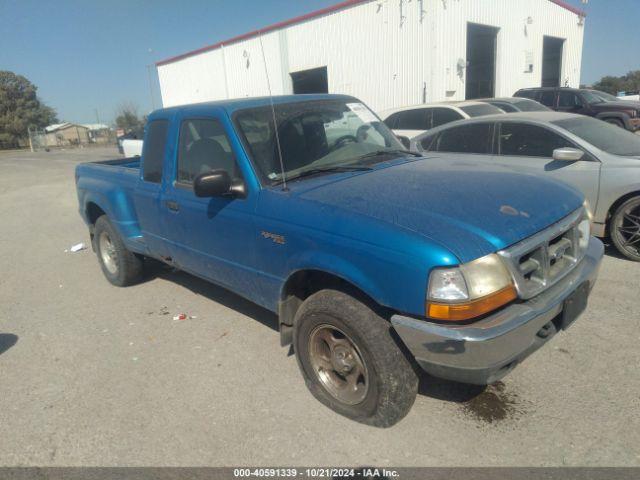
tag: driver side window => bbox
[177,119,238,185]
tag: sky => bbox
[1,0,638,125]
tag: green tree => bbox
[0,71,57,148]
[115,102,144,132]
[592,70,640,95]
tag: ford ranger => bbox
[75,94,603,427]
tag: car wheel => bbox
[610,196,640,261]
[293,289,418,427]
[94,215,144,285]
[605,118,625,129]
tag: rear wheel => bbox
[293,289,418,427]
[610,196,640,261]
[94,215,144,285]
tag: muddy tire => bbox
[293,289,418,427]
[610,196,640,261]
[93,215,144,286]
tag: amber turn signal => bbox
[427,285,517,322]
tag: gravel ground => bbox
[0,147,638,467]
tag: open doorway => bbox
[542,36,564,87]
[465,23,499,99]
[290,67,328,94]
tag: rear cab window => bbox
[141,120,169,183]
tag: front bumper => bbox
[391,237,604,385]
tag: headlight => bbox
[577,201,592,255]
[427,253,517,321]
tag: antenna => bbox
[258,33,287,191]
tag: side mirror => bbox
[552,147,584,162]
[397,135,411,149]
[193,170,232,197]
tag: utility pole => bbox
[95,108,101,124]
[146,48,156,111]
[146,64,156,111]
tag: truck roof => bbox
[149,94,358,119]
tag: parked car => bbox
[116,128,144,155]
[475,97,551,113]
[75,95,602,427]
[514,87,640,132]
[122,139,143,157]
[380,101,505,140]
[412,111,640,260]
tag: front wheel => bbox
[293,289,418,427]
[94,215,144,285]
[610,196,640,261]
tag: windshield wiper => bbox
[357,149,422,161]
[274,165,373,184]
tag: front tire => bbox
[610,196,640,261]
[94,215,144,285]
[293,289,418,427]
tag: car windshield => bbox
[459,103,504,117]
[581,91,605,105]
[514,99,550,112]
[590,90,618,102]
[235,99,403,185]
[553,117,640,157]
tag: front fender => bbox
[595,111,631,128]
[283,251,389,308]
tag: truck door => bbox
[493,121,600,210]
[134,118,173,260]
[161,111,259,294]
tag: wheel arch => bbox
[86,201,107,226]
[595,111,630,128]
[278,268,390,347]
[605,190,640,236]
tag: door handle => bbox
[166,200,179,212]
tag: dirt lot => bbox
[0,147,638,467]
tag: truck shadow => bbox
[418,373,485,402]
[146,262,515,414]
[0,334,18,357]
[603,241,633,261]
[151,264,279,333]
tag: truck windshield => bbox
[553,117,640,157]
[589,90,618,102]
[581,91,604,105]
[234,99,403,185]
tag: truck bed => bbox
[91,157,141,169]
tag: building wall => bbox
[157,0,585,111]
[45,126,90,146]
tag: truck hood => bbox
[291,156,583,263]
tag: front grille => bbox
[498,208,585,299]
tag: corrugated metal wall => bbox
[157,0,584,111]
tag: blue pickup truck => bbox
[76,94,603,427]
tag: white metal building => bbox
[156,0,586,112]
